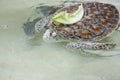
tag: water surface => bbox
[0,0,120,80]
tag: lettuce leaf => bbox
[52,4,84,25]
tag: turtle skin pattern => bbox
[50,2,119,41]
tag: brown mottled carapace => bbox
[52,2,119,41]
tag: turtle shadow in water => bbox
[23,18,40,38]
[23,5,61,38]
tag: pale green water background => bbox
[0,0,120,80]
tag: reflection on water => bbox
[0,0,120,80]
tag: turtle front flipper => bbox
[66,41,116,51]
[35,15,53,33]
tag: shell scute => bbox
[74,29,93,39]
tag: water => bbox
[0,0,120,80]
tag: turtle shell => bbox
[50,2,120,41]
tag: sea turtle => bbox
[35,2,120,51]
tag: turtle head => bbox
[43,28,71,42]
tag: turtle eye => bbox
[44,26,49,29]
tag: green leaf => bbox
[52,4,84,25]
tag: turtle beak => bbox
[43,29,57,42]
